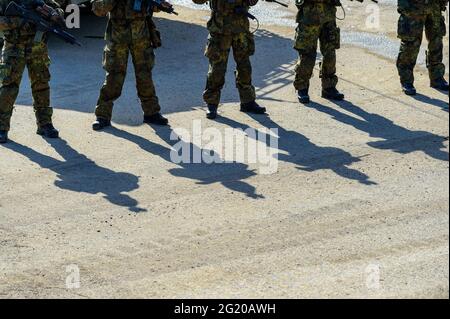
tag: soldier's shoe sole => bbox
[430,84,450,91]
[298,97,311,104]
[36,130,60,139]
[144,120,169,126]
[240,108,267,114]
[403,90,417,96]
[92,123,111,131]
[322,95,345,101]
[206,113,218,120]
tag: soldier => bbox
[397,0,449,95]
[0,0,63,144]
[294,0,345,104]
[91,0,170,130]
[192,0,266,120]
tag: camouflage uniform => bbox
[194,0,257,105]
[293,0,340,91]
[0,0,62,132]
[92,0,161,121]
[397,0,448,85]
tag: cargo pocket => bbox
[439,16,447,37]
[246,33,255,57]
[398,14,423,41]
[102,46,115,72]
[31,45,51,82]
[205,35,226,63]
[234,32,255,58]
[144,47,155,70]
[328,26,341,50]
[293,23,318,52]
[0,63,12,86]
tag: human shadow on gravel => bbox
[3,139,145,213]
[216,114,377,186]
[310,100,449,162]
[104,126,264,199]
[410,93,449,113]
[15,14,297,125]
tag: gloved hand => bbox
[248,0,259,6]
[153,0,173,12]
[34,2,66,27]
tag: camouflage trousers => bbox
[397,7,447,84]
[0,40,52,131]
[95,39,160,120]
[293,4,340,91]
[203,32,256,105]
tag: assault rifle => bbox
[265,0,289,7]
[347,0,379,4]
[152,0,178,15]
[4,1,81,46]
[235,0,290,21]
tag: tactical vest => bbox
[398,0,445,10]
[209,0,249,16]
[206,0,252,34]
[109,0,154,20]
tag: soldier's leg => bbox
[0,43,26,131]
[425,11,446,83]
[131,39,161,116]
[95,43,129,120]
[396,13,425,85]
[319,21,339,89]
[232,32,256,104]
[293,22,320,91]
[203,33,232,105]
[27,42,53,128]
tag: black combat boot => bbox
[206,104,218,119]
[322,87,345,101]
[37,123,59,138]
[0,130,8,144]
[297,88,310,104]
[92,118,111,131]
[401,83,417,96]
[240,101,266,114]
[431,78,449,91]
[144,113,169,126]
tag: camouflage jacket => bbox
[398,0,449,11]
[92,0,156,20]
[194,0,257,35]
[0,0,62,40]
[92,0,160,44]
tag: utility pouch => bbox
[148,18,161,48]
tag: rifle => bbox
[4,1,81,46]
[133,0,179,15]
[347,0,379,4]
[235,0,289,20]
[265,0,289,8]
[152,0,178,15]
